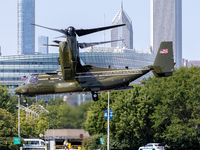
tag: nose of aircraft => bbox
[15,86,22,94]
[15,85,27,94]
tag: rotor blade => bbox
[78,39,123,49]
[54,35,67,39]
[43,44,59,47]
[31,24,67,35]
[53,40,62,44]
[75,24,126,36]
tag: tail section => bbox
[152,41,174,77]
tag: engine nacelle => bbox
[59,41,75,80]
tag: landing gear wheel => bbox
[23,97,27,103]
[92,92,98,101]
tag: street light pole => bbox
[18,95,20,137]
[107,92,109,150]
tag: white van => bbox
[23,139,45,150]
[138,143,165,150]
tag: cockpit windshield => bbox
[25,75,38,84]
[80,58,85,66]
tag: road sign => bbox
[104,110,108,119]
[13,137,21,145]
[110,110,113,119]
[100,137,104,145]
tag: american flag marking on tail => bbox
[159,49,168,54]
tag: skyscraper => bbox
[38,36,49,54]
[17,0,35,55]
[150,0,182,68]
[111,2,133,49]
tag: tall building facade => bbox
[38,36,49,54]
[17,0,35,55]
[111,3,133,49]
[150,0,182,68]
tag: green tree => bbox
[0,108,19,150]
[85,89,144,149]
[47,97,63,106]
[37,99,46,106]
[149,66,200,149]
[20,111,37,138]
[19,110,48,138]
[85,66,200,149]
[75,101,92,129]
[44,103,62,129]
[0,85,17,114]
[45,99,91,129]
[56,103,77,128]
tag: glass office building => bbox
[0,52,155,105]
[17,0,35,55]
[38,36,49,54]
[0,54,58,93]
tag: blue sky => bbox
[0,0,199,61]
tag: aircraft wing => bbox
[25,86,134,97]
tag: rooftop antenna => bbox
[121,0,123,9]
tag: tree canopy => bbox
[85,66,200,150]
[0,108,19,150]
[42,98,91,129]
[0,84,91,150]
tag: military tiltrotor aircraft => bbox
[15,23,175,101]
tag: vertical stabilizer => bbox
[152,41,174,77]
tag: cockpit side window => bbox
[25,76,30,84]
[29,75,38,84]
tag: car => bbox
[138,143,165,150]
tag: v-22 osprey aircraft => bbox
[15,23,175,101]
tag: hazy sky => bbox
[0,0,199,61]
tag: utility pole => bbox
[18,95,20,137]
[107,92,109,150]
[104,14,105,49]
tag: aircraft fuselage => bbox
[15,66,152,96]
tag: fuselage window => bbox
[29,75,38,84]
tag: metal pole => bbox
[107,92,109,150]
[53,128,54,139]
[18,95,20,137]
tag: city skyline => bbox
[0,0,200,61]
